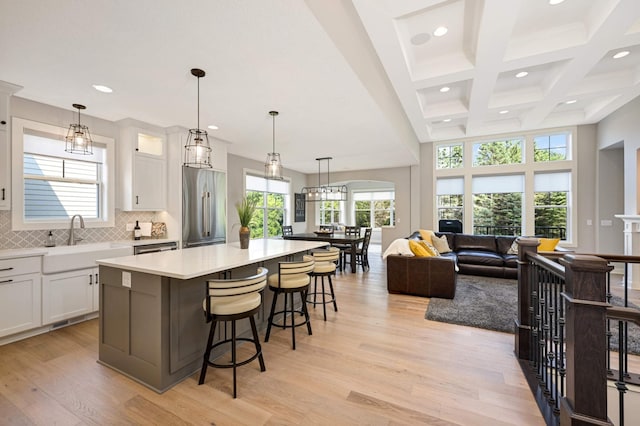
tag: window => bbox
[473,138,523,166]
[472,175,523,236]
[24,153,100,219]
[353,191,395,228]
[436,178,463,221]
[319,201,341,225]
[245,173,290,239]
[11,118,114,230]
[436,143,463,169]
[534,172,570,239]
[534,133,569,162]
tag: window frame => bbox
[11,117,115,231]
[433,127,577,245]
[243,169,291,239]
[352,191,396,229]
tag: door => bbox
[42,268,95,325]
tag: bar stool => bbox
[264,256,315,350]
[198,267,268,398]
[307,247,340,321]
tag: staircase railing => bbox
[515,238,640,426]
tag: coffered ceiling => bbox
[1,0,639,174]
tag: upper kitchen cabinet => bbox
[0,81,22,211]
[118,119,167,211]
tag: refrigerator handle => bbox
[206,192,211,236]
[201,192,207,237]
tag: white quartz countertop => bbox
[96,238,329,280]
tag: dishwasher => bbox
[133,241,178,255]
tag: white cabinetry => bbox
[0,82,21,210]
[0,256,42,338]
[42,267,99,325]
[118,121,167,211]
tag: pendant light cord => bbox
[197,75,200,131]
[272,113,275,153]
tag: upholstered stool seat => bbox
[307,247,340,321]
[198,267,268,398]
[265,256,315,350]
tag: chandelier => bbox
[264,110,283,180]
[301,157,347,202]
[183,68,212,168]
[65,104,93,155]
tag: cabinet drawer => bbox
[0,256,41,278]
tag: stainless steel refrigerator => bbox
[182,166,226,248]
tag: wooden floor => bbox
[0,246,546,425]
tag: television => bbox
[439,219,462,233]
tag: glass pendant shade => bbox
[183,68,213,168]
[264,110,283,180]
[65,104,93,155]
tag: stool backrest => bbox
[311,246,340,262]
[277,257,315,282]
[206,267,268,313]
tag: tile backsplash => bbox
[0,210,158,249]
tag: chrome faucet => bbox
[68,214,85,245]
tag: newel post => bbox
[515,237,539,360]
[559,254,613,426]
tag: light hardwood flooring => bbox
[0,246,548,425]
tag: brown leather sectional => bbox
[386,232,520,299]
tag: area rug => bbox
[424,274,640,354]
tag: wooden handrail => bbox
[607,306,640,327]
[577,253,640,264]
[526,252,565,277]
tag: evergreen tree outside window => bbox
[436,178,463,221]
[437,143,463,169]
[534,172,570,240]
[473,138,523,166]
[472,175,523,236]
[534,133,569,162]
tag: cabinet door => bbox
[42,268,95,325]
[0,127,8,210]
[133,155,166,210]
[0,273,41,337]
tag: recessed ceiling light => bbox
[499,110,509,114]
[549,0,565,5]
[613,51,630,59]
[440,86,450,93]
[92,84,113,93]
[515,71,528,78]
[433,26,448,37]
[207,124,219,130]
[410,33,431,45]
[442,118,452,123]
[565,100,577,104]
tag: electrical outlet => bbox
[125,222,134,231]
[122,271,132,288]
[601,220,613,227]
[587,219,593,226]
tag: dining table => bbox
[282,232,365,273]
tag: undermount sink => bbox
[42,242,134,274]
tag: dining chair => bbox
[282,225,293,236]
[335,226,360,270]
[264,256,315,350]
[344,227,372,272]
[307,247,340,321]
[199,267,268,398]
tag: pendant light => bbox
[183,68,212,168]
[65,104,93,155]
[301,157,347,202]
[264,110,283,180]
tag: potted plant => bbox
[236,195,257,249]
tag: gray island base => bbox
[96,239,327,393]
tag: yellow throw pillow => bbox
[418,229,434,244]
[421,241,440,257]
[431,234,452,254]
[538,238,560,251]
[408,239,429,257]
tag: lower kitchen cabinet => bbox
[42,267,99,325]
[0,272,41,338]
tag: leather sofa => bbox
[386,254,457,298]
[409,231,518,279]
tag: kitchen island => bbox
[96,238,327,393]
